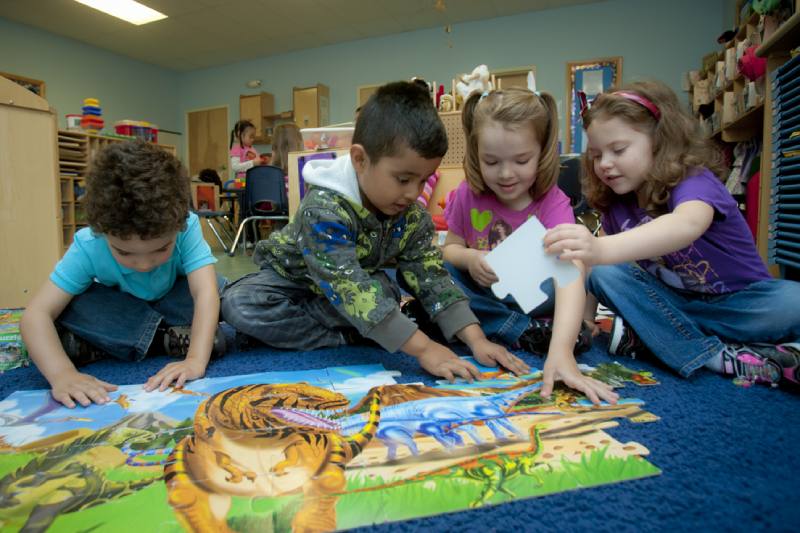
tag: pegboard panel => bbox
[439,111,465,167]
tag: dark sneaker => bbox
[59,330,107,366]
[400,298,444,342]
[608,315,646,358]
[518,318,592,355]
[721,343,800,387]
[164,325,226,359]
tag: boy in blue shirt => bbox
[21,141,225,408]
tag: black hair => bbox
[230,119,255,149]
[352,81,447,162]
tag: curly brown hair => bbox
[86,140,190,239]
[462,88,560,202]
[581,80,726,216]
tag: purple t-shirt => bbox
[445,181,575,251]
[601,168,770,294]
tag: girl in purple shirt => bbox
[544,80,800,387]
[443,88,617,405]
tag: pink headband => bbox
[612,91,661,120]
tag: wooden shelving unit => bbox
[756,11,800,274]
[56,130,177,252]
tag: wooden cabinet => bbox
[0,76,60,308]
[293,84,330,128]
[239,92,274,143]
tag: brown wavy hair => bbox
[86,140,190,239]
[462,88,560,201]
[271,122,303,174]
[581,80,726,216]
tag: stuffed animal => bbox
[456,64,493,101]
[439,94,454,112]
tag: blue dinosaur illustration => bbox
[337,382,549,460]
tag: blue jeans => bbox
[588,263,800,377]
[445,263,555,345]
[57,275,226,361]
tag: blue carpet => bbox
[2,335,798,532]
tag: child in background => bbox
[271,122,303,195]
[544,80,800,386]
[21,141,226,408]
[442,88,615,404]
[271,122,303,175]
[222,81,530,383]
[229,119,266,184]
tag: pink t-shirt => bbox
[230,144,260,179]
[444,181,574,251]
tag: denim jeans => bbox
[444,263,555,346]
[587,263,800,377]
[57,275,226,361]
[221,265,401,351]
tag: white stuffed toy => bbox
[456,64,493,101]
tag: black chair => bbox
[228,165,289,256]
[558,154,600,235]
[191,183,236,252]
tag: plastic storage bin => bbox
[300,126,354,151]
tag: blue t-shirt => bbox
[51,213,216,301]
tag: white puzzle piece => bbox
[485,216,580,313]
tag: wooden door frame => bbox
[184,104,230,175]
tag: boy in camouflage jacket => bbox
[222,81,528,381]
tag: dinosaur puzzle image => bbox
[0,361,660,532]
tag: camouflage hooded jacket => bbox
[253,155,476,352]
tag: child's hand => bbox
[51,370,117,408]
[469,338,531,376]
[543,224,603,265]
[417,343,483,383]
[467,250,498,287]
[541,352,618,405]
[145,358,207,392]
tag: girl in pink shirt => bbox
[443,88,615,404]
[229,120,266,186]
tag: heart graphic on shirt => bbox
[470,208,493,232]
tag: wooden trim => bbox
[564,57,623,153]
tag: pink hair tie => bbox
[612,91,661,121]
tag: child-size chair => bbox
[228,165,289,256]
[191,182,236,252]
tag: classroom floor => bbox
[214,250,258,282]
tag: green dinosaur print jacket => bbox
[253,186,477,352]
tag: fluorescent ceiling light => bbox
[74,0,167,26]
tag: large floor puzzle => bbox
[0,360,661,532]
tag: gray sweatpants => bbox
[221,265,401,350]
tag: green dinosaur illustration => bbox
[0,429,161,532]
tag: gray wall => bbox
[1,0,730,159]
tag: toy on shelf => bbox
[416,171,439,208]
[114,120,159,143]
[80,97,104,133]
[455,64,493,102]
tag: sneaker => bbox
[164,325,226,359]
[608,315,646,358]
[518,318,552,355]
[518,319,592,355]
[59,330,107,366]
[519,318,592,355]
[721,343,800,387]
[400,298,444,342]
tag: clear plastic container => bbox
[300,126,355,151]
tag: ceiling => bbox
[0,0,605,71]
